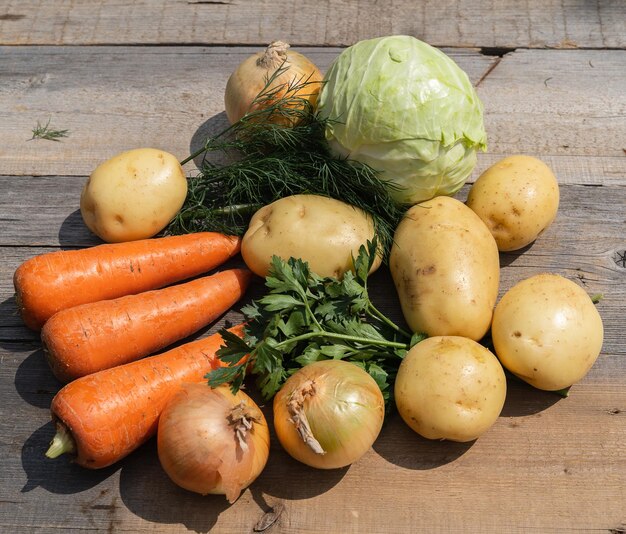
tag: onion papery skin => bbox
[273,360,385,469]
[157,383,270,503]
[224,41,324,125]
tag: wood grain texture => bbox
[1,5,626,531]
[0,45,496,177]
[477,49,626,158]
[0,47,626,182]
[1,47,625,178]
[0,0,624,48]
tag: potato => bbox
[466,155,559,251]
[395,336,507,442]
[241,194,381,278]
[491,273,604,391]
[389,196,499,340]
[80,148,187,243]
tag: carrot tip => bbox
[45,423,76,459]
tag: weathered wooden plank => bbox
[478,49,626,158]
[478,153,626,187]
[0,12,624,528]
[1,47,625,178]
[1,338,624,533]
[0,45,495,177]
[0,0,623,49]
[1,176,623,250]
[0,154,624,246]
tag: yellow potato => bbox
[390,196,500,340]
[395,336,507,442]
[80,148,187,242]
[491,273,604,391]
[241,194,381,278]
[466,155,559,251]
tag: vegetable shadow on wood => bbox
[250,442,349,504]
[0,295,40,348]
[118,439,229,533]
[479,336,563,416]
[248,402,350,501]
[372,414,475,469]
[499,378,563,417]
[14,347,60,408]
[499,245,535,268]
[187,111,231,170]
[250,448,349,500]
[58,208,102,249]
[21,421,118,494]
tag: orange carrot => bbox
[46,324,246,469]
[42,268,252,383]
[14,232,241,331]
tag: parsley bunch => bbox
[208,240,425,405]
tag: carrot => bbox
[45,324,246,469]
[41,268,252,383]
[14,232,241,331]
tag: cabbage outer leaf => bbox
[318,35,487,205]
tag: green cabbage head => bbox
[317,35,487,205]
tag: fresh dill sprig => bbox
[30,119,69,141]
[168,63,405,257]
[207,240,425,406]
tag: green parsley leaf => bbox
[206,237,417,407]
[206,365,245,394]
[258,293,303,312]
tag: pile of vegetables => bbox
[13,35,605,504]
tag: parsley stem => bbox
[274,330,408,353]
[366,303,412,339]
[304,301,323,330]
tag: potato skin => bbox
[389,196,500,340]
[80,148,187,243]
[491,273,604,391]
[395,336,506,442]
[241,194,381,278]
[466,155,559,251]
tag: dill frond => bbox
[169,62,405,258]
[31,119,69,141]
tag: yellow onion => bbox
[224,40,323,125]
[273,360,385,469]
[157,383,270,503]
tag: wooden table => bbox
[1,2,625,532]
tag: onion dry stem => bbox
[228,401,261,454]
[287,380,326,455]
